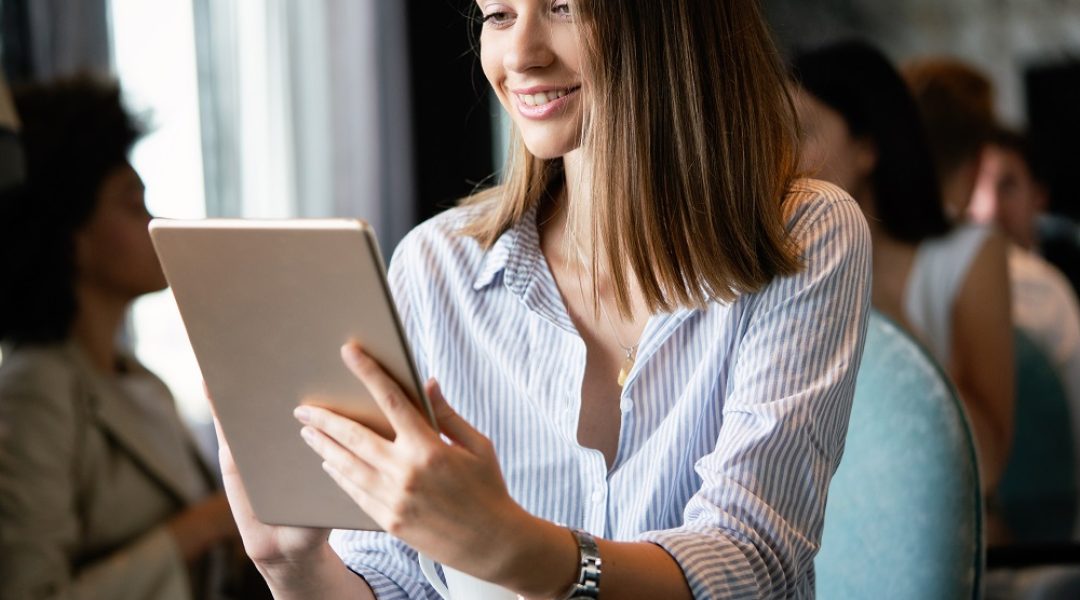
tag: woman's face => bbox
[969,144,1043,249]
[75,163,167,300]
[794,88,875,199]
[477,0,584,159]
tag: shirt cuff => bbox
[638,526,770,600]
[345,564,434,600]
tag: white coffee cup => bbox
[418,554,521,600]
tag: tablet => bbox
[149,218,433,530]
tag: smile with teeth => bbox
[517,87,579,107]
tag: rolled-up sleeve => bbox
[638,189,872,598]
[330,530,440,600]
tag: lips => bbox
[516,86,576,106]
[511,85,581,119]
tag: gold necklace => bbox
[574,245,639,387]
[600,300,639,387]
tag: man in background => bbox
[970,128,1080,452]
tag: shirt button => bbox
[620,397,634,413]
[591,489,605,503]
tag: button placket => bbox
[589,485,608,533]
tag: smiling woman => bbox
[220,1,872,599]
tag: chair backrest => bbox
[997,330,1077,542]
[816,311,982,599]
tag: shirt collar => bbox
[472,203,541,293]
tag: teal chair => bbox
[816,311,982,599]
[996,330,1077,544]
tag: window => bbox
[108,0,414,432]
[110,0,209,425]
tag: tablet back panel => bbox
[150,219,428,530]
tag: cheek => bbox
[479,45,505,102]
[550,27,582,72]
[967,190,997,222]
[798,136,826,172]
[102,218,150,254]
[800,132,848,185]
[81,215,156,275]
[1001,192,1029,221]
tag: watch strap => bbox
[560,527,601,599]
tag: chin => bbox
[133,270,169,297]
[521,136,580,161]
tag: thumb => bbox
[426,379,487,453]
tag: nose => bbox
[503,13,554,74]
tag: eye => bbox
[552,1,571,17]
[481,10,514,28]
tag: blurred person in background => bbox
[970,129,1049,251]
[792,40,1015,503]
[0,70,23,192]
[0,75,258,600]
[971,126,1080,378]
[971,127,1080,498]
[903,57,997,224]
[971,127,1080,370]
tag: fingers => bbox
[296,405,394,467]
[297,419,394,517]
[340,342,434,440]
[425,379,488,453]
[211,416,263,532]
[319,460,395,530]
[300,424,382,488]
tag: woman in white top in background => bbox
[220,1,872,598]
[792,40,1014,499]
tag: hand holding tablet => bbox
[150,218,434,530]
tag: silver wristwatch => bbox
[560,527,601,599]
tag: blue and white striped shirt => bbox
[331,179,872,599]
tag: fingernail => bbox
[294,406,311,423]
[341,343,362,366]
[300,426,316,444]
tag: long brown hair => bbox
[460,0,802,316]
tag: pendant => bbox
[617,346,637,387]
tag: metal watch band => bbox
[561,527,601,600]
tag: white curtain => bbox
[26,0,112,79]
[192,0,415,254]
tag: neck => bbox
[559,148,591,253]
[941,164,977,223]
[540,148,595,269]
[852,184,884,237]
[70,283,131,374]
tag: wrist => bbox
[256,543,373,600]
[490,509,579,598]
[255,542,338,588]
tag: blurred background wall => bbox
[767,0,1080,123]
